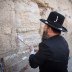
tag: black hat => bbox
[40,11,67,32]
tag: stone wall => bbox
[0,0,72,72]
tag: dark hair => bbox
[47,25,61,34]
[51,27,61,34]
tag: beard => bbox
[42,30,48,41]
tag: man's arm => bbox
[29,43,48,68]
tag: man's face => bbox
[42,24,49,40]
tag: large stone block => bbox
[0,0,17,57]
[14,1,41,30]
[16,30,41,52]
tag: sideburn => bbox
[42,30,48,41]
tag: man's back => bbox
[39,60,68,72]
[39,35,69,72]
[42,35,69,62]
[29,35,69,72]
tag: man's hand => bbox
[30,46,36,54]
[30,48,36,54]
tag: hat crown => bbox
[47,11,65,25]
[40,11,67,32]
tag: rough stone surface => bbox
[0,0,72,72]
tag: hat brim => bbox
[40,19,67,32]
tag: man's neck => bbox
[48,33,60,38]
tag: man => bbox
[29,11,69,72]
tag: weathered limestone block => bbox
[2,27,12,34]
[15,1,40,30]
[0,34,11,54]
[0,0,17,58]
[17,30,41,52]
[31,0,49,8]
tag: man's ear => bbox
[47,27,50,31]
[48,27,52,33]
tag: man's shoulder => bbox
[41,35,68,47]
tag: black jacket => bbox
[29,35,69,72]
